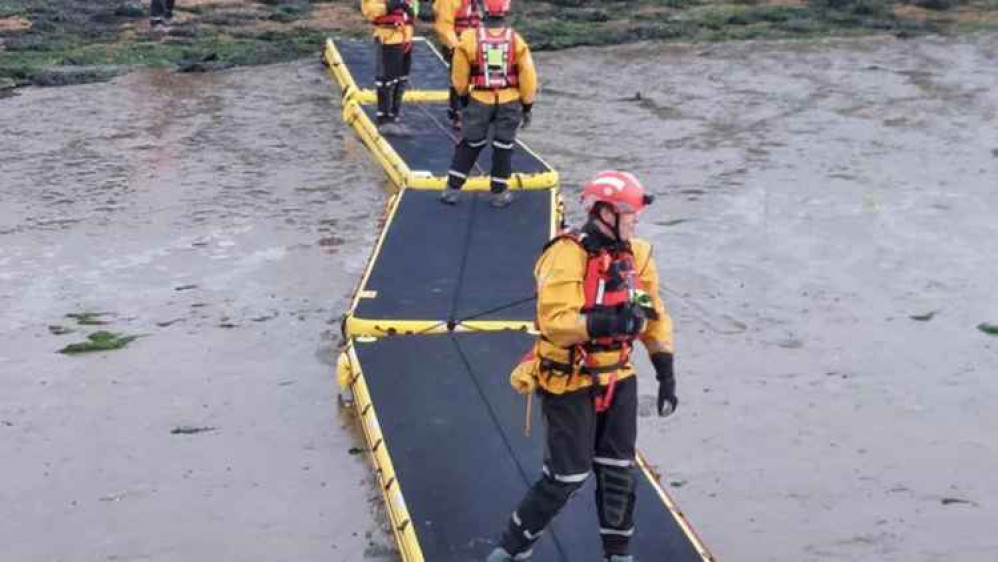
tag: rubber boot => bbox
[490,190,514,209]
[440,187,461,205]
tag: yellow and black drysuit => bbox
[498,222,677,559]
[361,0,416,124]
[433,0,482,126]
[443,17,536,197]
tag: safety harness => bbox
[470,27,519,90]
[538,231,641,413]
[373,0,413,27]
[454,0,482,34]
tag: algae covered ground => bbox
[3,0,998,88]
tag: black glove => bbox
[586,304,645,340]
[386,0,406,13]
[520,103,533,130]
[458,94,470,108]
[651,352,678,418]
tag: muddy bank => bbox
[4,0,998,88]
[0,62,394,561]
[528,32,998,561]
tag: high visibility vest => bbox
[470,27,519,90]
[533,231,644,409]
[373,0,415,27]
[538,231,642,373]
[454,0,482,34]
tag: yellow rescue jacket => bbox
[452,26,536,106]
[432,0,480,50]
[361,0,415,46]
[532,237,673,394]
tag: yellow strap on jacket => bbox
[452,27,536,106]
[533,237,674,394]
[361,0,415,45]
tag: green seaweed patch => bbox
[978,323,998,336]
[267,5,307,23]
[58,330,140,354]
[66,311,113,325]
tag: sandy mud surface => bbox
[0,62,394,561]
[531,32,998,562]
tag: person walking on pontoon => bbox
[362,0,417,133]
[439,0,536,209]
[489,171,680,562]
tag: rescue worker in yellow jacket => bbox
[487,171,679,562]
[361,0,417,132]
[439,0,536,209]
[433,0,483,130]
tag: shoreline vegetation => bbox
[1,0,997,89]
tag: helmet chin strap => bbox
[594,204,622,241]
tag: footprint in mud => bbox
[318,235,345,251]
[655,218,691,227]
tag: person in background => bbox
[361,0,417,133]
[150,0,175,28]
[433,0,483,130]
[439,0,536,209]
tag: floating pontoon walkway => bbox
[324,38,559,190]
[343,188,559,337]
[324,37,451,104]
[338,332,713,561]
[324,34,714,562]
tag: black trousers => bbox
[375,41,412,122]
[446,98,522,193]
[445,47,461,119]
[498,377,639,557]
[150,0,175,20]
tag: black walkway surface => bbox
[335,37,452,92]
[354,189,551,324]
[354,331,706,562]
[360,103,551,179]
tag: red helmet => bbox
[482,0,511,17]
[581,170,654,215]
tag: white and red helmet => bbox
[581,170,654,215]
[482,0,511,17]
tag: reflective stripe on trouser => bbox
[491,139,514,194]
[499,378,639,557]
[375,41,408,120]
[391,76,409,119]
[447,138,488,190]
[449,99,522,190]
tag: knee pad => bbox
[595,463,635,528]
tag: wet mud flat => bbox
[530,33,998,561]
[0,61,396,561]
[1,33,997,562]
